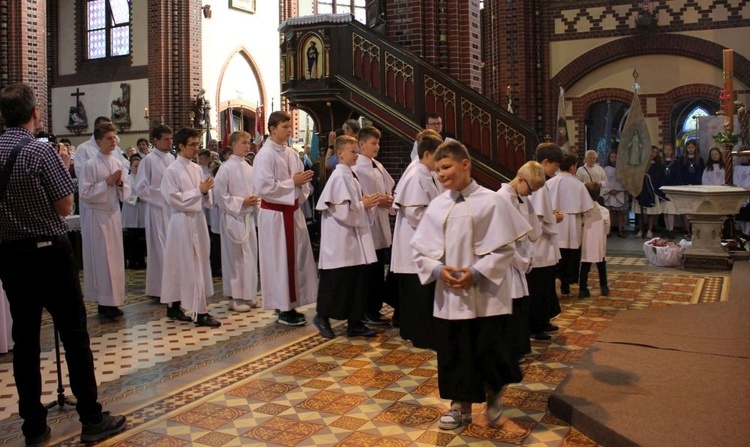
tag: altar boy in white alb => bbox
[213,131,260,312]
[411,141,531,430]
[160,128,220,328]
[390,129,442,349]
[80,122,129,319]
[352,126,395,325]
[253,111,318,327]
[312,135,381,339]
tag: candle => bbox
[144,107,149,119]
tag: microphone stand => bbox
[44,323,76,410]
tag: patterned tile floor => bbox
[0,257,730,447]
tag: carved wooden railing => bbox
[279,14,539,185]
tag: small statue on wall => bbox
[111,82,131,124]
[194,89,208,128]
[67,100,88,128]
[306,42,319,80]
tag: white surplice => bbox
[352,154,395,249]
[159,156,214,314]
[252,140,318,311]
[121,173,145,228]
[582,204,610,263]
[575,163,607,189]
[0,282,12,354]
[391,162,440,274]
[546,172,594,249]
[74,136,129,232]
[135,149,174,297]
[702,167,726,186]
[498,183,542,299]
[80,151,129,306]
[411,181,531,320]
[316,164,377,269]
[213,155,259,301]
[527,184,561,268]
[603,165,627,208]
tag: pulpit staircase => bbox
[279,14,539,187]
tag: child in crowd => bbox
[213,131,261,312]
[602,151,628,238]
[352,126,396,326]
[526,143,564,341]
[633,146,663,239]
[313,136,380,339]
[160,128,219,327]
[579,183,610,298]
[411,141,531,429]
[702,147,725,186]
[391,129,443,349]
[498,161,544,359]
[547,153,594,296]
[253,111,318,326]
[121,154,146,269]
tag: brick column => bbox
[147,0,202,130]
[0,0,48,128]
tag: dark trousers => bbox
[209,231,222,276]
[0,236,102,437]
[123,228,146,268]
[558,247,581,291]
[365,248,390,318]
[509,296,531,358]
[434,315,522,403]
[580,261,608,291]
[317,264,371,322]
[527,266,561,333]
[397,273,435,349]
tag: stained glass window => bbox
[87,0,131,59]
[681,106,709,133]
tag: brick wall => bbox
[147,0,202,130]
[0,0,48,129]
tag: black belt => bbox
[0,234,68,250]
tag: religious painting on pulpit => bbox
[300,34,324,80]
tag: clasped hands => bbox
[199,177,214,194]
[439,266,474,289]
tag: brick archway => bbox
[215,46,269,137]
[551,34,750,91]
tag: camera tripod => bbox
[44,324,76,410]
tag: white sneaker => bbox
[635,231,642,238]
[230,299,251,312]
[646,230,653,238]
[249,299,260,309]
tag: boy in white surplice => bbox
[80,122,129,319]
[159,128,219,328]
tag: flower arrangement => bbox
[713,131,742,144]
[646,238,679,248]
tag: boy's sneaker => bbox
[80,412,126,443]
[25,426,50,447]
[635,230,642,238]
[578,288,591,299]
[277,310,306,326]
[229,299,251,312]
[438,409,472,430]
[646,230,654,238]
[601,285,610,296]
[347,322,377,337]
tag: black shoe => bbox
[313,315,335,339]
[80,411,126,443]
[542,324,559,333]
[167,307,192,322]
[561,286,571,296]
[25,426,50,447]
[347,322,377,337]
[99,305,123,319]
[579,289,591,299]
[601,286,610,296]
[196,313,221,328]
[530,332,551,341]
[363,314,391,326]
[277,310,306,326]
[391,318,400,328]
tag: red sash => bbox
[260,199,300,304]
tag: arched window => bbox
[316,0,367,23]
[681,106,709,133]
[87,0,131,60]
